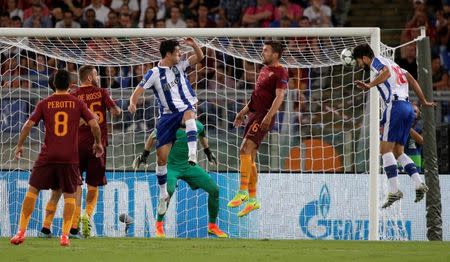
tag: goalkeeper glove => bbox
[204,148,217,166]
[132,150,150,170]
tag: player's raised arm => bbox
[185,37,204,66]
[14,119,36,160]
[405,72,436,107]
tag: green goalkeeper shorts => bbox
[167,163,214,191]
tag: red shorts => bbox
[243,112,275,148]
[29,163,82,194]
[79,143,107,187]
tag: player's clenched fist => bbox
[128,103,137,113]
[93,143,104,158]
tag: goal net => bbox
[0,28,422,240]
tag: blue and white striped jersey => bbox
[370,56,409,105]
[139,59,198,115]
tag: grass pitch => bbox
[1,238,449,262]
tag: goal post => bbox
[0,27,391,240]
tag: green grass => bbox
[1,238,449,262]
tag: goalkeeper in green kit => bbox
[133,120,228,238]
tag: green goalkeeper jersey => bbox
[150,120,205,165]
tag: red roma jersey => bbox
[29,93,94,164]
[248,65,288,113]
[70,85,116,146]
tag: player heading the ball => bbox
[128,38,204,215]
[353,43,435,208]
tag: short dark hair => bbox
[79,65,95,82]
[54,69,71,90]
[48,72,56,91]
[159,39,180,58]
[352,43,374,60]
[264,40,284,58]
[63,10,73,16]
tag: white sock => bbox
[397,153,423,188]
[382,152,399,193]
[185,119,197,156]
[187,141,197,156]
[156,164,168,197]
[159,184,168,198]
[410,174,423,189]
[388,176,399,193]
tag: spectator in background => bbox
[55,10,81,28]
[199,0,221,14]
[23,0,50,21]
[51,0,83,20]
[303,0,333,27]
[271,4,296,27]
[197,4,217,28]
[111,0,139,21]
[292,16,320,55]
[84,0,110,25]
[185,16,198,27]
[431,54,450,90]
[401,9,436,46]
[215,13,228,27]
[81,9,104,28]
[0,12,11,27]
[105,11,120,28]
[1,57,21,88]
[139,6,157,28]
[29,54,51,89]
[102,66,121,89]
[11,15,22,27]
[166,6,187,28]
[130,64,144,87]
[219,0,249,27]
[242,0,275,28]
[119,13,134,28]
[155,19,166,28]
[140,0,166,24]
[23,4,52,28]
[6,0,23,20]
[396,44,418,79]
[333,0,351,26]
[277,0,303,22]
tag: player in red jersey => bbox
[38,65,121,239]
[10,70,103,246]
[227,41,289,217]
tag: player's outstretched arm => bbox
[405,72,436,107]
[87,119,104,157]
[185,37,204,66]
[128,86,145,113]
[14,119,35,160]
